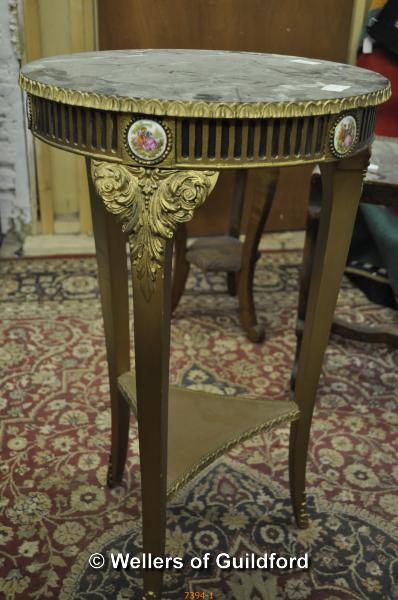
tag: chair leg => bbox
[238,168,279,343]
[289,151,370,528]
[226,271,238,296]
[171,223,190,312]
[227,169,248,298]
[87,158,131,487]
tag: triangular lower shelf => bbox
[117,372,299,498]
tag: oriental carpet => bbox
[0,250,397,599]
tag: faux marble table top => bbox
[20,49,390,118]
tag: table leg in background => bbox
[239,167,279,342]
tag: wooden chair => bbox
[171,169,278,342]
[293,136,398,385]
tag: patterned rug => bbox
[0,250,397,600]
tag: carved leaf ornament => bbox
[91,160,218,300]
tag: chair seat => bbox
[171,168,272,342]
[186,235,243,272]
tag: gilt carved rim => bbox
[19,72,391,119]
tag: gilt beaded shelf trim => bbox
[166,407,300,500]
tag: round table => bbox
[20,49,390,600]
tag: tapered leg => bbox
[292,173,398,352]
[86,158,131,486]
[290,172,322,391]
[171,223,190,312]
[88,162,218,599]
[132,240,172,599]
[289,150,370,528]
[238,168,279,342]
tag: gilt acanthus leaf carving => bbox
[91,160,218,300]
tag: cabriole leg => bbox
[290,172,322,390]
[89,160,218,599]
[132,239,172,598]
[289,150,370,528]
[86,158,131,486]
[171,223,190,312]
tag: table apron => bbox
[27,94,376,169]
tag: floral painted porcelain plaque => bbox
[125,119,169,163]
[332,114,358,157]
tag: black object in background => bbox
[368,0,398,56]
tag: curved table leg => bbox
[87,158,131,486]
[291,172,398,362]
[238,168,279,343]
[289,150,370,528]
[89,160,219,599]
[171,223,190,312]
[290,172,322,391]
[132,240,173,598]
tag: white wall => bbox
[0,0,31,234]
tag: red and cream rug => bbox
[0,251,397,599]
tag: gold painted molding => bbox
[90,160,218,299]
[20,72,391,119]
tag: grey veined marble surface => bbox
[21,49,389,105]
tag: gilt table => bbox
[19,49,390,599]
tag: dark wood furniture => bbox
[20,49,390,600]
[172,169,277,342]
